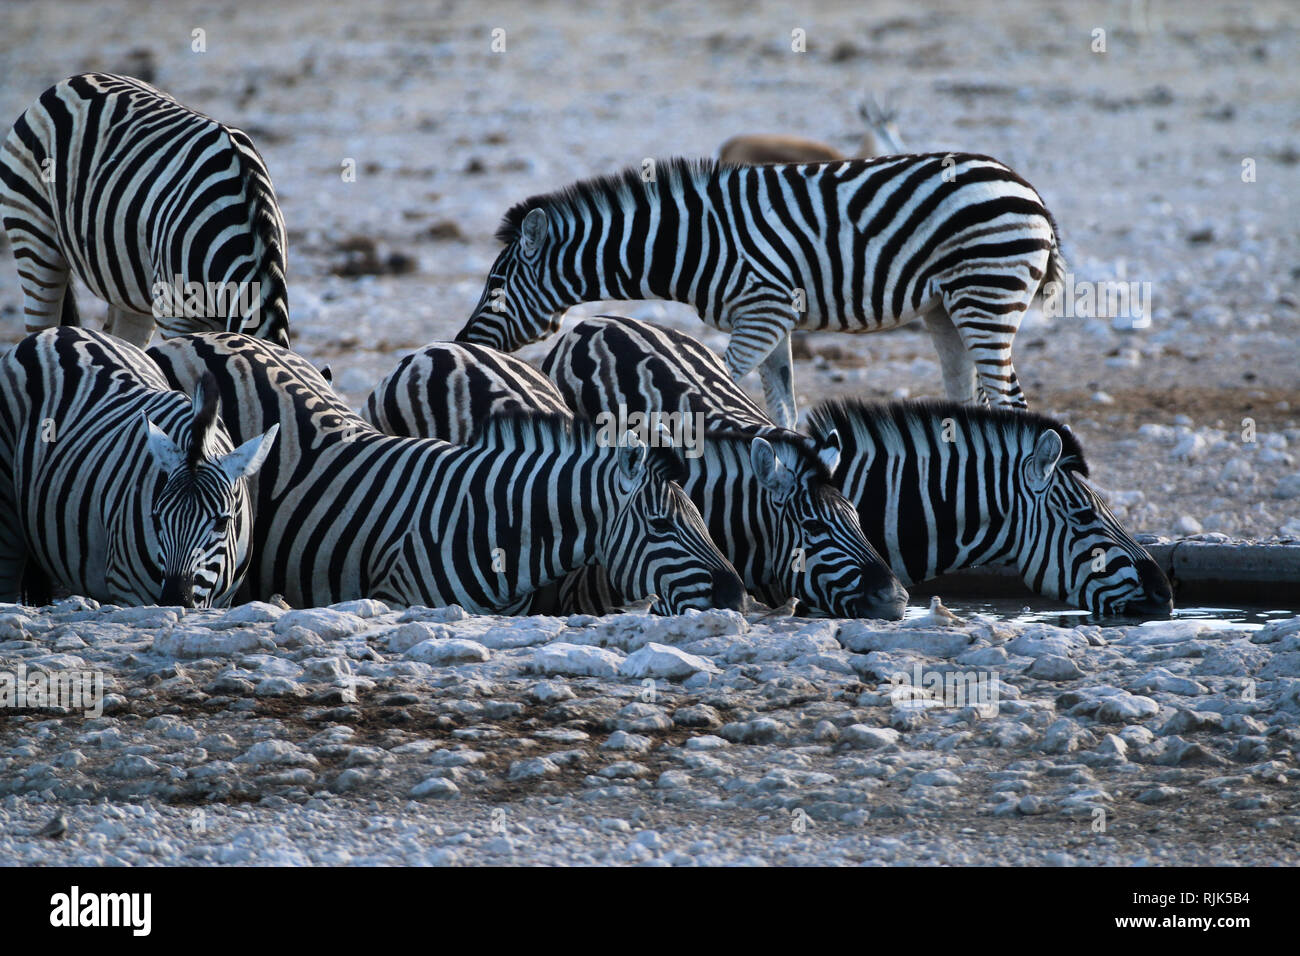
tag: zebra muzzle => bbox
[159,575,197,609]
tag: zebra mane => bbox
[703,424,836,483]
[187,371,221,471]
[806,398,1089,476]
[466,409,687,485]
[494,157,721,245]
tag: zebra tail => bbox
[1035,213,1068,302]
[234,143,290,347]
[60,283,80,328]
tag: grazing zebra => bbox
[0,73,289,348]
[364,341,568,442]
[542,316,908,619]
[807,399,1173,615]
[453,154,1064,429]
[147,334,745,614]
[0,328,277,607]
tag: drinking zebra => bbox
[0,73,289,348]
[541,317,908,618]
[806,399,1173,615]
[147,334,745,614]
[539,315,1169,615]
[453,153,1064,428]
[0,328,277,607]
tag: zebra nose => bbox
[1131,557,1174,614]
[710,568,747,612]
[856,582,909,621]
[159,576,196,609]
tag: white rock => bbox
[532,642,625,677]
[410,776,460,799]
[384,621,450,652]
[619,642,719,680]
[212,601,285,627]
[272,608,367,640]
[404,638,490,665]
[841,725,901,749]
[1174,515,1203,535]
[153,627,276,659]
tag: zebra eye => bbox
[212,514,231,535]
[1071,507,1098,523]
[804,518,830,535]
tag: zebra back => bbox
[0,73,289,346]
[363,342,567,441]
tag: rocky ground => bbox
[1,1,1298,865]
[2,598,1298,865]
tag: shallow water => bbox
[904,599,1298,631]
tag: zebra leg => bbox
[923,308,982,405]
[725,317,798,428]
[756,333,798,429]
[940,290,1029,410]
[104,306,157,348]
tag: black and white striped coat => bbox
[806,400,1173,615]
[0,73,290,348]
[148,334,745,614]
[541,316,907,619]
[454,154,1064,427]
[0,328,276,607]
[364,342,568,443]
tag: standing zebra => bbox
[454,154,1064,428]
[0,73,289,348]
[806,399,1172,615]
[0,328,277,607]
[542,316,908,619]
[364,341,568,442]
[147,334,745,614]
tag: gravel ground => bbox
[1,1,1298,865]
[2,598,1299,865]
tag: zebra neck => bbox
[555,166,723,305]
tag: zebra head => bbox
[597,430,746,614]
[138,373,278,608]
[455,207,566,351]
[1016,428,1172,616]
[751,434,908,619]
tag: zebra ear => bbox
[1026,429,1064,492]
[519,208,548,259]
[142,413,185,476]
[319,364,333,384]
[617,430,648,482]
[816,430,842,475]
[751,438,796,501]
[216,423,279,484]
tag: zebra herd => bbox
[0,72,1173,619]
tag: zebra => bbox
[806,399,1173,616]
[0,73,289,349]
[0,328,277,607]
[453,154,1064,429]
[362,342,690,615]
[364,341,568,443]
[541,315,908,619]
[147,333,746,614]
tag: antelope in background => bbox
[718,94,906,165]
